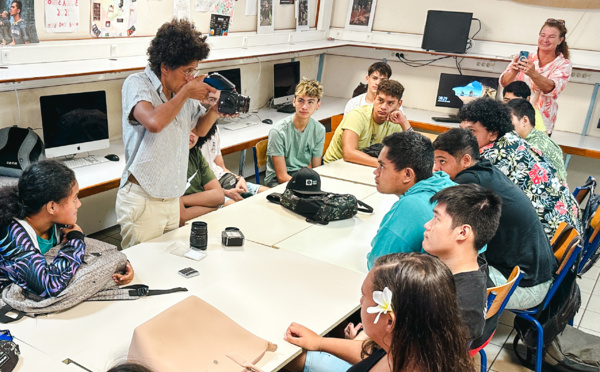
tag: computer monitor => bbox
[421,10,473,54]
[209,68,242,93]
[273,61,300,106]
[435,73,499,109]
[40,91,110,158]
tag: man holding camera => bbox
[116,19,219,249]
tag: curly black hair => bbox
[195,121,218,149]
[377,79,405,101]
[458,98,513,139]
[147,19,210,78]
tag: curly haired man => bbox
[116,19,219,249]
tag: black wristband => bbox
[66,230,85,241]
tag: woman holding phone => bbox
[499,18,571,135]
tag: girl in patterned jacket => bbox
[0,160,133,298]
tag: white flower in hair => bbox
[366,287,393,324]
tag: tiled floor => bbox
[90,225,600,371]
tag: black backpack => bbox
[0,126,45,177]
[267,189,373,225]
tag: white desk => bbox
[188,176,378,247]
[315,160,377,187]
[274,192,397,274]
[13,339,78,372]
[8,236,365,372]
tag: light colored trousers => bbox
[488,265,552,310]
[116,182,179,249]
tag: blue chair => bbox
[579,204,600,274]
[471,266,523,372]
[510,230,582,372]
[572,176,595,206]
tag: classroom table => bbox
[12,339,79,372]
[274,192,397,274]
[8,231,365,372]
[186,175,378,247]
[314,160,377,187]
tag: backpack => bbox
[0,126,45,177]
[0,238,187,323]
[268,189,373,225]
[543,325,600,372]
[0,330,19,372]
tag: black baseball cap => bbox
[286,167,326,195]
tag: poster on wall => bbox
[257,0,274,34]
[195,0,216,12]
[296,0,308,31]
[0,0,39,44]
[209,13,229,36]
[90,0,137,38]
[174,0,191,20]
[45,0,79,32]
[345,0,377,32]
[213,0,234,22]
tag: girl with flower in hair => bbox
[284,253,474,372]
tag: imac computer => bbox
[273,61,300,113]
[432,73,499,123]
[209,67,242,93]
[40,90,110,158]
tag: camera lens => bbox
[237,94,251,114]
[190,221,208,250]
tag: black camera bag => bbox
[0,126,45,177]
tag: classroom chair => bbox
[579,203,600,274]
[470,266,523,372]
[510,225,582,372]
[572,176,596,206]
[323,114,343,154]
[252,139,269,185]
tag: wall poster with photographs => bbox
[345,0,377,32]
[90,0,137,38]
[296,0,308,31]
[0,0,39,44]
[257,0,274,34]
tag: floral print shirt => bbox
[525,128,567,183]
[500,53,571,133]
[481,131,581,239]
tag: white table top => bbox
[8,236,365,372]
[187,176,378,247]
[315,160,377,187]
[274,192,397,274]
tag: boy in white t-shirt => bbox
[344,62,392,116]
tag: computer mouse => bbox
[262,119,273,125]
[105,154,120,162]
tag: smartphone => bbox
[178,267,199,279]
[518,51,529,62]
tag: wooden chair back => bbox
[323,114,343,154]
[254,139,269,169]
[486,266,523,319]
[551,222,580,262]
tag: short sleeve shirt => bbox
[323,105,403,164]
[120,65,206,198]
[265,116,326,184]
[200,127,226,180]
[185,147,216,195]
[526,128,567,183]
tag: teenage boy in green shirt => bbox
[324,79,412,167]
[265,78,326,187]
[180,132,224,225]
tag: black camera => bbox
[204,73,250,115]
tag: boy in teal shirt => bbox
[265,78,326,187]
[368,131,456,269]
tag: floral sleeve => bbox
[0,221,85,298]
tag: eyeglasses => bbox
[178,67,197,78]
[546,18,565,26]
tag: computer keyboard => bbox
[276,104,296,114]
[219,121,259,131]
[61,155,109,169]
[431,116,461,123]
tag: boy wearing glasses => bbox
[116,19,219,249]
[265,78,326,187]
